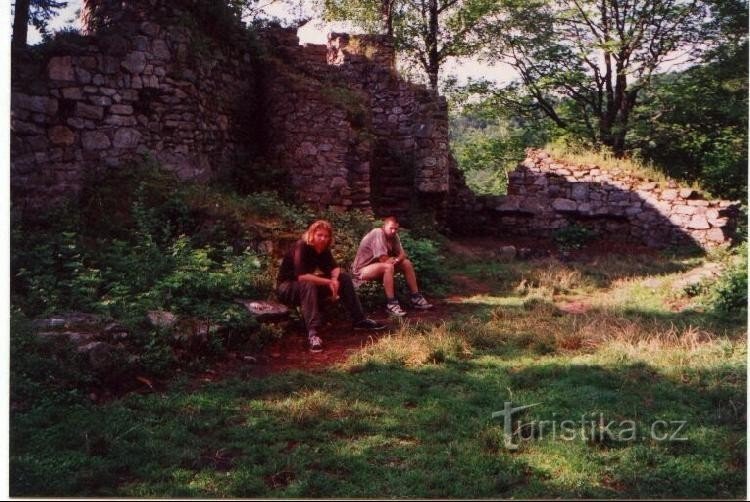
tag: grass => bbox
[10,244,747,498]
[545,143,707,193]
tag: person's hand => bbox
[329,278,340,301]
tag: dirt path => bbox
[193,300,472,382]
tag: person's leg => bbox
[395,259,433,309]
[337,272,366,322]
[278,281,324,333]
[395,258,419,293]
[358,262,406,316]
[357,262,396,299]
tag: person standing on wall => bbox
[276,220,386,352]
[351,216,434,317]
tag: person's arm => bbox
[293,243,331,285]
[298,249,340,299]
[384,235,406,265]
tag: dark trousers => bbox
[277,272,365,334]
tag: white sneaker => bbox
[386,302,406,317]
[308,334,323,352]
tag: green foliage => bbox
[11,159,296,376]
[449,96,550,195]
[628,56,748,201]
[709,243,748,314]
[398,230,446,294]
[320,0,503,89]
[553,225,595,252]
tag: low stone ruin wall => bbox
[447,149,740,248]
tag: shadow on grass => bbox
[10,348,746,499]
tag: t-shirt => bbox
[351,228,404,282]
[277,239,337,284]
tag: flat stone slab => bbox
[235,299,290,321]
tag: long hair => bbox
[303,220,334,246]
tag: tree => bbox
[481,0,708,156]
[320,0,501,91]
[627,0,748,200]
[12,0,68,49]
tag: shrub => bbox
[709,244,748,314]
[553,225,595,252]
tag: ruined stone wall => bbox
[10,1,738,248]
[11,0,256,210]
[253,28,373,212]
[447,149,740,248]
[253,29,452,218]
[326,33,451,219]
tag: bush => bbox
[709,244,748,314]
[553,225,595,252]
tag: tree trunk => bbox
[12,0,31,49]
[381,0,394,37]
[426,0,439,92]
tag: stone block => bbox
[81,131,111,150]
[89,95,113,107]
[679,188,696,199]
[660,189,678,200]
[75,102,104,120]
[571,183,589,201]
[687,200,709,206]
[552,198,577,212]
[12,120,44,135]
[152,39,171,60]
[110,104,133,115]
[688,215,710,229]
[121,51,147,74]
[48,126,75,145]
[672,205,696,215]
[61,87,83,100]
[48,56,75,81]
[105,114,138,127]
[706,228,726,242]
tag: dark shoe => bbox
[308,334,323,352]
[354,318,387,331]
[410,293,433,310]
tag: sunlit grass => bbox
[545,143,688,188]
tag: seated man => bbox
[277,219,385,352]
[352,216,433,317]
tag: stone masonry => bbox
[447,149,740,248]
[9,0,739,248]
[11,0,257,211]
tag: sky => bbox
[25,0,519,86]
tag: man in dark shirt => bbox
[277,219,385,352]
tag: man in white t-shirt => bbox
[351,216,433,316]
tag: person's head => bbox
[382,216,399,238]
[304,220,334,252]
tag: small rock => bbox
[496,245,517,262]
[236,300,290,321]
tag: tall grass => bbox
[545,143,708,189]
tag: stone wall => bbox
[255,29,452,218]
[327,33,451,219]
[11,0,256,210]
[10,1,739,248]
[447,149,740,248]
[11,8,452,222]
